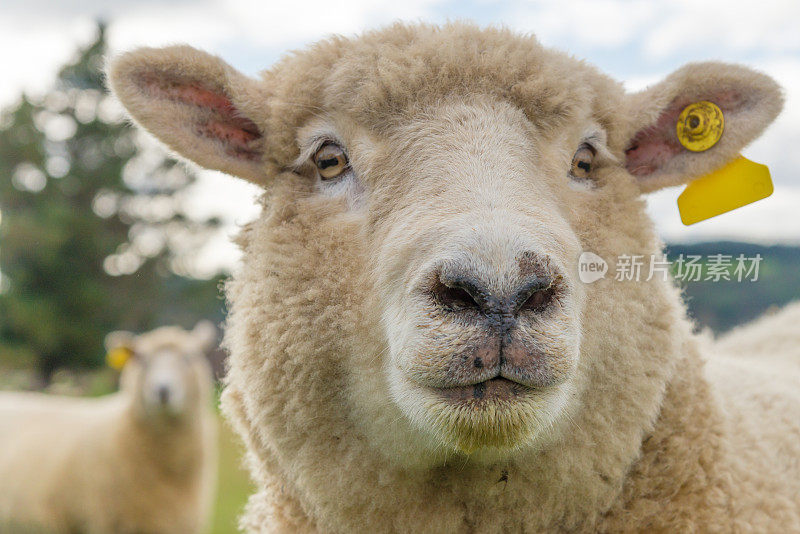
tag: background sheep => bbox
[108,23,799,533]
[0,322,218,534]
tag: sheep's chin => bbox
[389,368,572,455]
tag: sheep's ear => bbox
[623,62,783,193]
[107,46,267,184]
[191,320,218,352]
[105,331,136,370]
[105,330,134,352]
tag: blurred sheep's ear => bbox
[105,331,136,370]
[107,46,267,184]
[623,62,783,193]
[192,320,218,352]
[104,331,134,353]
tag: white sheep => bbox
[108,23,800,533]
[0,322,218,534]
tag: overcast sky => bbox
[2,0,798,272]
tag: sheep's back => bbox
[714,300,800,366]
[0,392,124,531]
[703,307,800,527]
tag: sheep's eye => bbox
[570,143,596,180]
[313,142,349,180]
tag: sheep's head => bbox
[108,24,781,461]
[105,322,216,421]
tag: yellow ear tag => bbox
[677,156,773,225]
[106,347,132,370]
[675,101,773,225]
[676,101,724,152]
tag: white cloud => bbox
[647,185,800,244]
[105,0,446,75]
[506,0,654,49]
[180,170,262,224]
[0,0,447,106]
[0,17,96,105]
[745,57,800,188]
[107,5,237,53]
[223,0,442,47]
[643,0,800,59]
[502,0,800,59]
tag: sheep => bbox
[107,22,800,533]
[0,322,218,534]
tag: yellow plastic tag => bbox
[676,101,724,152]
[106,347,132,370]
[677,156,773,225]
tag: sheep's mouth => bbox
[395,370,569,452]
[434,377,532,404]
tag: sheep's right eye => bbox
[569,143,596,180]
[313,142,349,180]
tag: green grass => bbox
[211,418,254,534]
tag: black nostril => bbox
[430,276,484,312]
[158,386,170,404]
[514,275,556,314]
[431,269,558,317]
[429,255,560,318]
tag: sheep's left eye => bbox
[570,143,595,180]
[313,142,349,180]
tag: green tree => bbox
[0,23,226,384]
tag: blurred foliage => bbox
[666,242,800,333]
[0,23,226,384]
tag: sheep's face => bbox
[107,322,216,421]
[109,24,782,462]
[340,99,587,452]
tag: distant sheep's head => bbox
[105,322,216,420]
[108,25,782,460]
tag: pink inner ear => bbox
[625,90,743,178]
[137,71,262,161]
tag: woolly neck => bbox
[223,288,712,532]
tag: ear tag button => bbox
[677,101,724,152]
[677,156,773,225]
[106,347,132,370]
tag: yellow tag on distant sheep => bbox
[106,347,132,370]
[677,156,773,225]
[676,101,724,152]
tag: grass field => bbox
[211,418,254,534]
